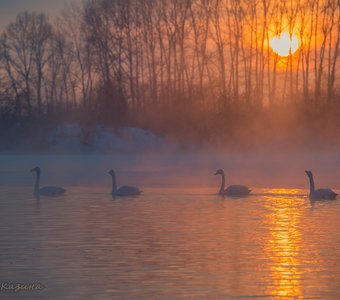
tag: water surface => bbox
[1,186,340,299]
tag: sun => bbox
[270,32,299,57]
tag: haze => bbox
[0,0,339,192]
[0,0,79,31]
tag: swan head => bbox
[31,167,41,173]
[108,170,115,176]
[214,169,224,176]
[305,170,313,178]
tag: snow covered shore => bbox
[47,123,179,153]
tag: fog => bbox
[1,144,339,193]
[1,104,340,195]
[0,0,339,194]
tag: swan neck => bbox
[219,173,225,195]
[111,173,117,194]
[34,171,40,195]
[308,174,315,194]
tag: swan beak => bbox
[214,171,218,175]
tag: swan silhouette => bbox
[31,167,66,196]
[108,169,141,196]
[305,170,337,200]
[214,169,250,197]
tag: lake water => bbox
[1,185,340,299]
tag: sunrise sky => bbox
[0,0,79,30]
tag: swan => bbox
[31,167,66,196]
[305,170,337,200]
[108,169,141,196]
[214,169,250,197]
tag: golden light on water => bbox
[270,33,299,57]
[264,189,303,298]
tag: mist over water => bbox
[0,0,339,297]
[0,144,339,192]
[1,130,340,299]
[2,106,340,193]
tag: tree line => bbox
[0,0,339,130]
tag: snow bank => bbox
[47,123,178,153]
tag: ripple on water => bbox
[1,187,340,299]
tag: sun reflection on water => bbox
[263,189,303,298]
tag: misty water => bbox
[1,153,340,299]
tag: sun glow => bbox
[270,32,299,57]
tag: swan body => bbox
[215,169,250,197]
[224,185,251,196]
[305,170,337,200]
[109,170,141,197]
[31,167,66,196]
